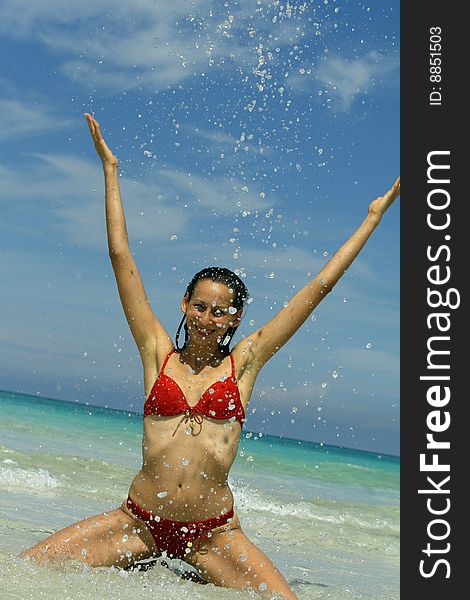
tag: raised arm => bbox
[84,113,171,357]
[235,177,400,369]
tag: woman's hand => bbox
[367,176,400,223]
[84,113,118,167]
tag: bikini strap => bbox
[160,348,175,374]
[229,352,236,379]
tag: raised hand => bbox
[367,176,400,223]
[84,113,118,167]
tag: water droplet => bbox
[321,382,327,388]
[365,342,372,349]
[157,491,168,498]
[332,370,339,379]
[122,535,129,542]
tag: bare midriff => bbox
[127,414,241,521]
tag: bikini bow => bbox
[186,406,204,426]
[181,521,213,554]
[172,406,204,437]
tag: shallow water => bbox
[0,390,399,599]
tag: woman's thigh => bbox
[20,505,158,568]
[186,516,298,600]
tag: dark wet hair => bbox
[175,267,249,355]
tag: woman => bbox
[21,113,400,599]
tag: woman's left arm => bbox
[236,177,400,369]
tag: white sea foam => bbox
[0,463,60,493]
[232,482,398,533]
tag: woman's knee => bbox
[20,535,75,564]
[189,529,297,599]
[19,507,155,568]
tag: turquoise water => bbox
[0,390,399,599]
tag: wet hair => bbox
[175,267,249,355]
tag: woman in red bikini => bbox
[21,113,400,599]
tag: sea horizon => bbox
[0,387,400,459]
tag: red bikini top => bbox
[144,349,245,428]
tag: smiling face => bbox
[181,279,242,347]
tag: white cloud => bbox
[159,169,272,215]
[50,27,205,92]
[0,0,213,92]
[0,0,159,36]
[0,153,188,249]
[315,52,398,111]
[1,0,398,109]
[0,154,99,203]
[0,97,72,141]
[0,0,306,93]
[233,244,379,290]
[0,151,276,249]
[182,125,275,163]
[183,125,236,147]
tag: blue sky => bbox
[0,0,400,454]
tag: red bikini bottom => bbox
[126,496,234,559]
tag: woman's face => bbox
[182,279,242,345]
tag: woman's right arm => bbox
[84,113,172,358]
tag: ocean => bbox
[0,389,399,599]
